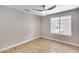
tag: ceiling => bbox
[6,5,79,16]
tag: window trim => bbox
[50,15,72,36]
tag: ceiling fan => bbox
[32,5,56,11]
[24,5,56,12]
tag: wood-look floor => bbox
[2,37,79,53]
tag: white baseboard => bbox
[0,36,40,52]
[1,35,79,52]
[41,36,79,47]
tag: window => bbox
[50,15,72,36]
[51,17,59,34]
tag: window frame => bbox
[50,15,72,36]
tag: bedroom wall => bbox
[0,6,40,50]
[40,8,79,45]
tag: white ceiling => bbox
[6,5,79,16]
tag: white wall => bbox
[0,6,40,50]
[40,8,79,45]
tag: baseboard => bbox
[41,36,79,47]
[1,35,79,52]
[0,36,40,52]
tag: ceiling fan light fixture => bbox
[42,11,45,13]
[42,10,46,15]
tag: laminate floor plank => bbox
[2,37,79,53]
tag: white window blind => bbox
[51,17,59,34]
[50,15,72,36]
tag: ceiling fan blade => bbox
[48,5,56,10]
[24,9,30,12]
[32,9,44,11]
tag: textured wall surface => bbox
[0,6,40,49]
